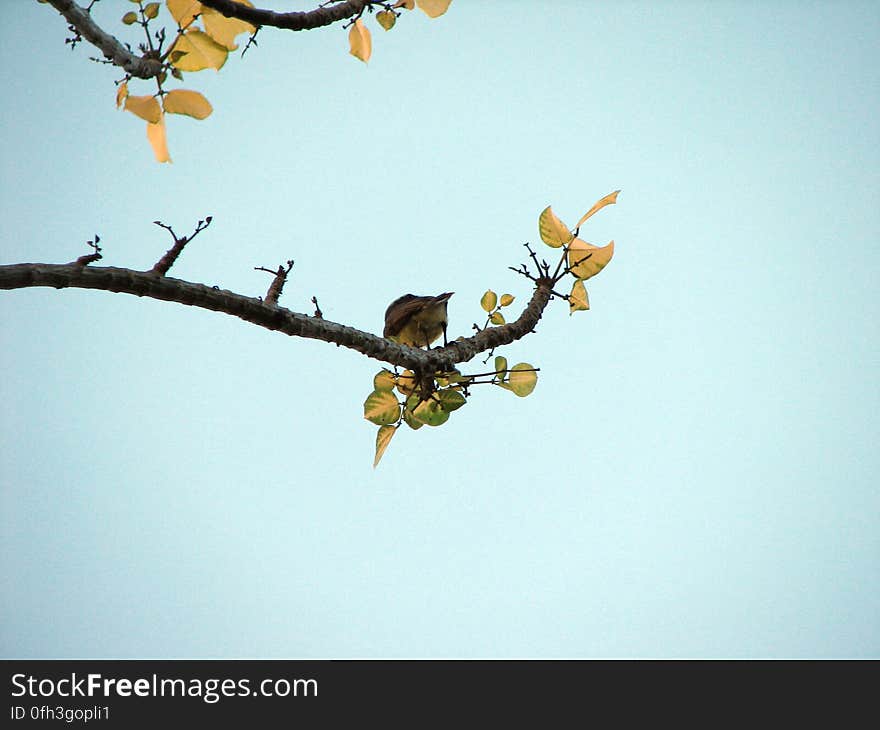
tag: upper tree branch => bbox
[0,264,553,373]
[198,0,375,31]
[45,0,164,79]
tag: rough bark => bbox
[0,262,553,373]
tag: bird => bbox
[383,292,454,348]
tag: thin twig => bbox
[150,216,212,276]
[71,235,102,266]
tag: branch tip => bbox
[150,217,210,276]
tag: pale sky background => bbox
[1,1,878,658]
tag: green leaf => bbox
[363,389,400,425]
[438,389,466,412]
[508,363,538,397]
[480,289,497,312]
[435,369,460,387]
[144,2,160,20]
[411,397,450,427]
[373,425,396,468]
[494,355,508,380]
[402,407,424,430]
[376,10,396,30]
[489,311,505,326]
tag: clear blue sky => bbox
[1,1,878,658]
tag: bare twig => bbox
[70,235,102,266]
[255,260,294,306]
[241,26,260,57]
[150,217,212,276]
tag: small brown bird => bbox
[383,292,454,348]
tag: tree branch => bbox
[45,0,164,79]
[198,0,376,31]
[0,263,554,373]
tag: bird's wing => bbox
[383,294,428,338]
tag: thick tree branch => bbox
[199,0,376,31]
[0,263,553,373]
[45,0,164,79]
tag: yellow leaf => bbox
[363,389,400,425]
[166,0,202,27]
[373,424,397,468]
[417,0,452,17]
[203,2,256,50]
[396,370,417,396]
[494,355,507,377]
[349,18,372,63]
[170,30,228,72]
[115,81,129,109]
[499,293,515,307]
[122,11,138,25]
[569,278,589,314]
[480,289,497,312]
[489,311,505,325]
[144,2,160,19]
[373,370,396,392]
[508,363,537,397]
[146,114,171,163]
[163,89,213,119]
[376,10,396,30]
[124,94,161,123]
[575,190,620,230]
[538,205,573,248]
[567,239,614,281]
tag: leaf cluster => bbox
[113,0,258,161]
[364,347,537,466]
[479,289,515,327]
[348,0,451,63]
[534,190,619,314]
[60,0,452,161]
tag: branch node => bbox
[71,234,102,266]
[256,259,294,306]
[150,216,212,276]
